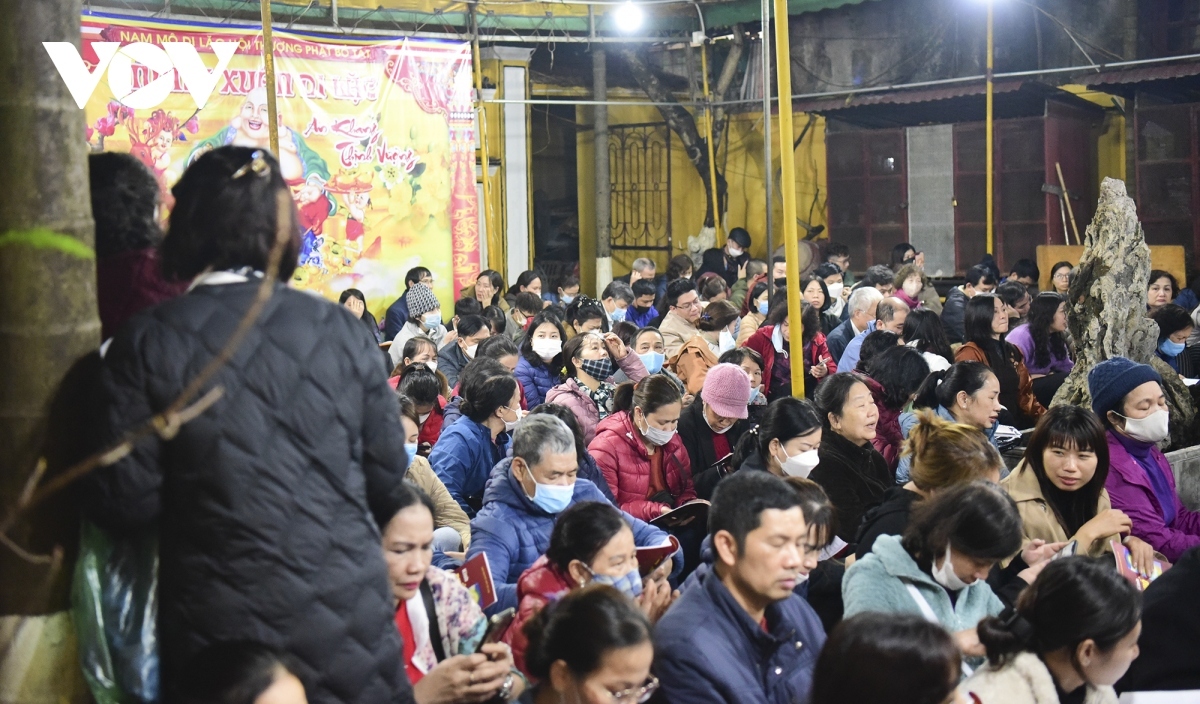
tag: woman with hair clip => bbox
[564,296,608,337]
[843,482,1025,674]
[503,502,676,676]
[546,331,648,444]
[731,397,823,481]
[863,346,931,471]
[668,299,740,394]
[956,294,1046,429]
[902,308,954,373]
[965,557,1143,704]
[1004,406,1161,575]
[514,312,566,408]
[737,280,770,346]
[588,375,696,522]
[856,410,1006,560]
[88,147,413,703]
[896,361,1003,484]
[1007,293,1075,408]
[517,585,657,702]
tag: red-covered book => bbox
[636,535,681,577]
[455,552,498,609]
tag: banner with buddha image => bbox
[80,11,480,318]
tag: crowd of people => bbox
[82,145,1200,704]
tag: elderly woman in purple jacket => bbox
[1088,357,1200,562]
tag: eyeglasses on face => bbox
[609,676,659,703]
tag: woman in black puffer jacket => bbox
[85,147,414,704]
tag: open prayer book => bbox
[1111,540,1168,592]
[636,535,681,577]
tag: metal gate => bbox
[609,122,672,252]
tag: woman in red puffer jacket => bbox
[862,345,933,473]
[588,375,696,522]
[503,502,673,677]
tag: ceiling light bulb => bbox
[614,1,643,32]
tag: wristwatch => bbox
[496,673,515,701]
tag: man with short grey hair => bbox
[826,287,883,362]
[601,280,635,324]
[466,414,681,613]
[837,296,909,371]
[618,257,657,286]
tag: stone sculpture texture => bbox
[1052,177,1196,447]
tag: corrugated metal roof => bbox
[703,0,878,29]
[793,78,1025,114]
[1086,61,1200,87]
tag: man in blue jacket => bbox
[654,471,826,704]
[467,414,679,614]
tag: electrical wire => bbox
[791,19,952,91]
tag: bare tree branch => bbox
[620,45,727,228]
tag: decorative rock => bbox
[1051,178,1196,447]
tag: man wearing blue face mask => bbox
[467,414,682,615]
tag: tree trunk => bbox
[620,41,744,229]
[0,0,97,697]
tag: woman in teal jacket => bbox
[843,481,1023,674]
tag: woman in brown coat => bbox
[955,294,1045,429]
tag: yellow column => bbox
[471,11,495,270]
[985,1,994,255]
[260,0,279,156]
[772,0,805,399]
[700,43,722,237]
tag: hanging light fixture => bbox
[614,1,644,32]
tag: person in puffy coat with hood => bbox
[84,147,415,704]
[467,415,679,614]
[546,330,648,444]
[429,357,520,516]
[513,312,565,407]
[589,375,697,523]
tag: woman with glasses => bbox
[1049,261,1073,296]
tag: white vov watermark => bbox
[43,41,240,110]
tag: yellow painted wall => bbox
[1061,84,1127,187]
[574,104,828,296]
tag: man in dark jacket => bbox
[677,364,752,499]
[86,146,413,704]
[384,265,433,340]
[655,471,826,704]
[467,415,678,614]
[940,264,996,343]
[825,287,882,364]
[1118,545,1200,692]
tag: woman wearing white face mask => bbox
[730,397,823,485]
[1088,357,1200,562]
[676,364,753,500]
[669,300,740,395]
[515,313,567,408]
[588,375,696,522]
[844,482,1024,676]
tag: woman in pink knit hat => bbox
[676,363,753,499]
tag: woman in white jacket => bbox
[963,557,1142,704]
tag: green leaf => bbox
[0,228,94,259]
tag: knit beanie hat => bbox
[702,363,752,419]
[1087,357,1162,419]
[406,283,440,319]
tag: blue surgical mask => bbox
[757,300,769,316]
[638,351,665,374]
[1160,339,1186,357]
[404,443,419,466]
[560,293,575,305]
[749,386,762,404]
[529,476,575,514]
[587,566,643,598]
[610,306,627,323]
[422,312,442,328]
